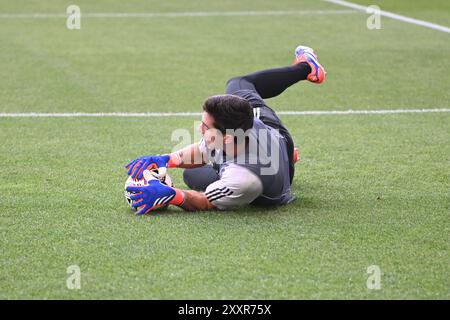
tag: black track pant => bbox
[183,63,311,190]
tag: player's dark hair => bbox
[202,94,254,134]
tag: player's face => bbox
[199,112,223,150]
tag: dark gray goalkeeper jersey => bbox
[199,118,294,209]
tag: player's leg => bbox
[183,165,220,191]
[225,72,301,185]
[226,45,325,99]
[223,46,325,184]
[225,63,311,99]
[225,65,302,184]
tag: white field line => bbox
[1,109,449,118]
[0,10,356,19]
[323,0,450,34]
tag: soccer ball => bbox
[124,168,173,212]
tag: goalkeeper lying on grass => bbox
[125,45,326,214]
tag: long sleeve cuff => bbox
[169,188,185,207]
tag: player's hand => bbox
[126,179,176,215]
[125,154,170,179]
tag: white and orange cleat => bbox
[293,45,326,84]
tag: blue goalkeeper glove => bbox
[125,154,170,179]
[126,179,185,215]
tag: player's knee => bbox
[226,76,240,86]
[225,76,243,94]
[183,167,219,191]
[183,169,209,191]
[183,169,197,190]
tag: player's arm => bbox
[168,142,206,169]
[200,165,263,210]
[126,182,215,214]
[177,164,264,212]
[169,169,263,211]
[176,165,264,211]
[125,143,206,179]
[126,165,263,214]
[178,189,216,211]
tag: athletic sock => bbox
[243,62,312,99]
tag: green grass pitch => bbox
[1,0,449,299]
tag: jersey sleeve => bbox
[204,164,263,210]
